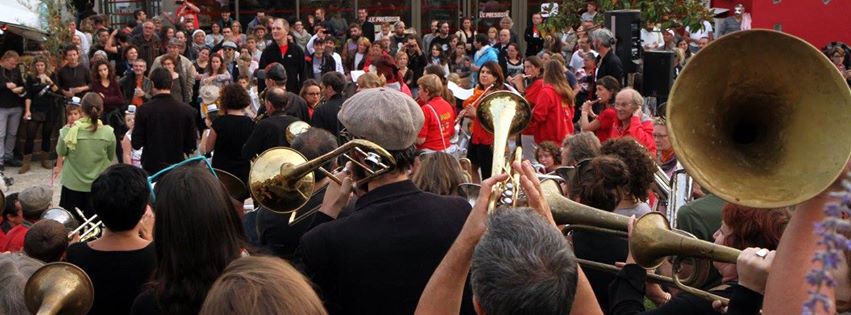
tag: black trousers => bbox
[467,142,493,180]
[23,112,56,155]
[59,186,93,222]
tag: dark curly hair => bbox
[570,155,630,211]
[600,137,656,202]
[536,141,562,165]
[219,84,250,110]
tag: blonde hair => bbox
[412,152,467,196]
[416,74,444,99]
[200,256,327,315]
[356,72,384,89]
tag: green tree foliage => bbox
[541,0,714,35]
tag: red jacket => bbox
[529,84,574,144]
[0,224,28,252]
[594,107,617,143]
[464,88,494,146]
[611,115,657,156]
[522,79,544,136]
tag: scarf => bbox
[63,117,102,151]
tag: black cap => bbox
[260,63,287,81]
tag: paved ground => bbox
[4,161,64,205]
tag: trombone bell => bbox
[667,30,851,208]
[25,262,94,315]
[629,212,741,269]
[249,148,315,214]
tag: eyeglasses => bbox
[147,155,217,203]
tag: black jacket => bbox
[609,264,736,315]
[361,21,376,41]
[0,67,24,108]
[296,180,475,315]
[241,110,299,160]
[524,26,545,56]
[597,49,625,85]
[310,93,344,141]
[492,43,510,76]
[131,94,198,174]
[258,39,309,95]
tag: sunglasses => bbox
[147,156,217,203]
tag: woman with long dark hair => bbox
[461,61,510,182]
[428,43,450,77]
[527,59,574,146]
[130,165,247,315]
[579,75,621,143]
[57,93,115,219]
[89,59,127,163]
[21,56,61,174]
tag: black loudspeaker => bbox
[604,10,641,74]
[642,50,676,99]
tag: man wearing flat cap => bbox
[0,185,52,252]
[296,88,476,314]
[150,38,196,104]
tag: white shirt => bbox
[74,30,90,56]
[640,28,664,51]
[686,21,714,47]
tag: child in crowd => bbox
[199,104,220,156]
[52,105,83,184]
[121,106,143,168]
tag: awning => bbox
[0,0,48,42]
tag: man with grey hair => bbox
[0,253,44,314]
[416,161,601,314]
[0,185,52,252]
[150,38,196,104]
[390,20,409,56]
[591,28,624,84]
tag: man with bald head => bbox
[259,18,308,94]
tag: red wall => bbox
[714,0,851,49]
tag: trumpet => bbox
[71,208,104,242]
[474,90,531,211]
[248,139,395,220]
[40,207,104,242]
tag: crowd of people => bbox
[0,1,850,315]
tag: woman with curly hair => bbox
[204,84,255,184]
[535,141,561,173]
[600,137,657,217]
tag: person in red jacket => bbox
[415,74,456,152]
[0,186,52,252]
[610,88,657,156]
[579,75,621,143]
[515,56,544,161]
[528,60,575,146]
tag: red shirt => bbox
[522,79,543,136]
[529,83,574,144]
[464,88,494,145]
[594,107,617,143]
[279,44,289,58]
[611,115,657,156]
[0,224,28,252]
[417,96,456,151]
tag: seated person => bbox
[1,193,22,234]
[200,256,327,315]
[0,186,52,252]
[23,220,69,262]
[65,164,156,315]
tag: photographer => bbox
[404,35,427,96]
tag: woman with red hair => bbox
[609,204,790,315]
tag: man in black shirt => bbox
[255,63,309,122]
[311,72,346,142]
[242,87,300,160]
[0,51,26,169]
[356,8,376,41]
[256,127,339,259]
[259,18,308,95]
[296,88,475,314]
[429,21,452,53]
[56,46,91,98]
[131,68,198,174]
[591,28,625,85]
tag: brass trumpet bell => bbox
[667,30,851,208]
[629,212,741,269]
[40,208,80,231]
[476,90,532,136]
[25,262,94,315]
[248,139,396,214]
[286,121,311,144]
[215,169,249,201]
[249,148,315,214]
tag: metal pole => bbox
[235,0,240,22]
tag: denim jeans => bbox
[0,106,23,164]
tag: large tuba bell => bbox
[475,90,531,211]
[25,262,94,315]
[667,30,851,208]
[248,139,395,214]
